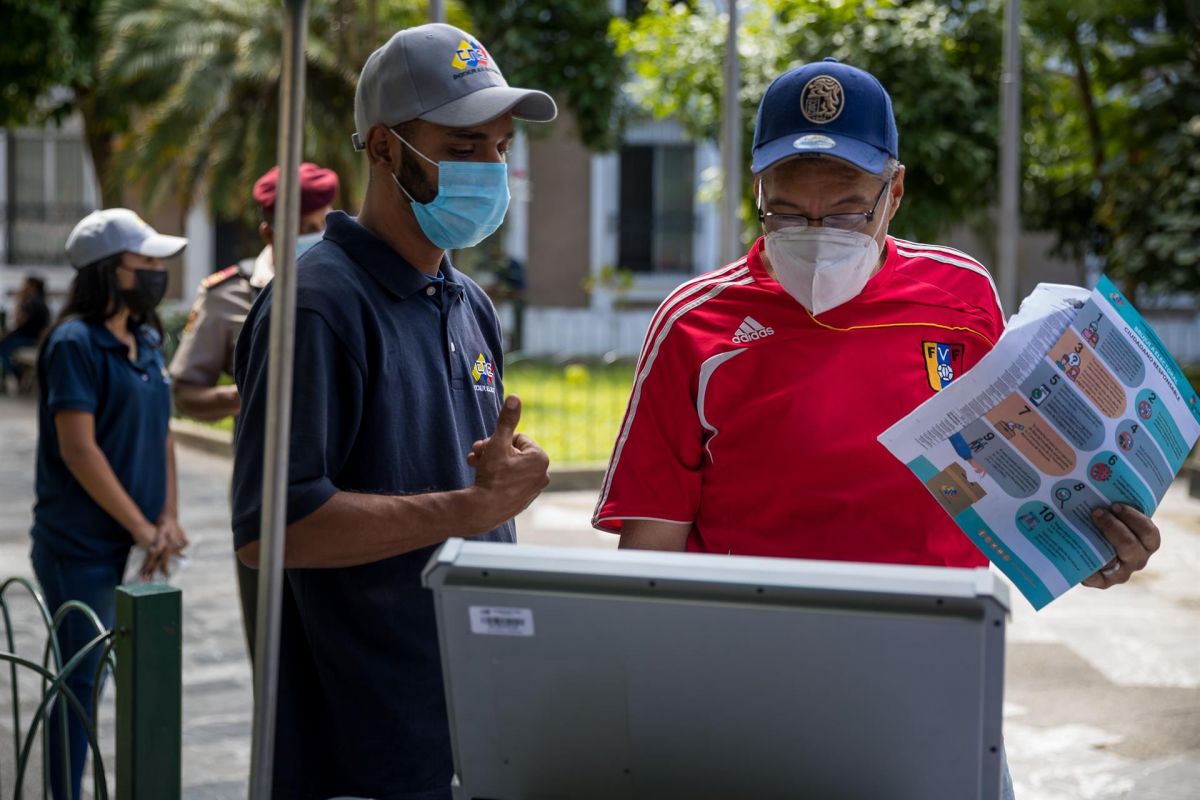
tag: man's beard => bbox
[398,154,437,205]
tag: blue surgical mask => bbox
[296,231,323,258]
[390,130,510,250]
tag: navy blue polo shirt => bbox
[32,319,171,560]
[231,211,514,800]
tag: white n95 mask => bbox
[764,225,883,315]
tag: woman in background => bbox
[32,208,189,799]
[0,273,50,392]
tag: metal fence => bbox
[1,203,96,267]
[0,579,181,799]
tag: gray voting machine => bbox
[422,539,1010,800]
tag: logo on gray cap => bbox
[352,23,556,150]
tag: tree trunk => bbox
[1066,22,1111,287]
[1066,23,1104,176]
[74,86,117,207]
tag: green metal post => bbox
[115,584,182,800]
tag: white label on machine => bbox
[469,606,535,637]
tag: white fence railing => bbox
[499,305,656,360]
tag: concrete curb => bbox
[546,464,607,493]
[170,418,607,492]
[170,418,233,459]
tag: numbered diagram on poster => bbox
[1047,328,1127,418]
[1020,362,1105,451]
[954,418,1041,498]
[1113,419,1173,499]
[1070,299,1146,387]
[1133,388,1193,472]
[1047,479,1118,563]
[1086,451,1157,512]
[984,393,1076,476]
[881,276,1200,610]
[1014,499,1112,584]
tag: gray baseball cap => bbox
[65,208,188,269]
[352,23,557,151]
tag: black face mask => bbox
[120,269,169,314]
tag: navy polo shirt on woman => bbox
[231,211,513,800]
[32,319,171,560]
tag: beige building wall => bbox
[526,109,591,308]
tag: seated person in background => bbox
[1,274,50,391]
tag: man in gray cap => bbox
[232,24,555,798]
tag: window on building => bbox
[5,129,95,265]
[618,142,695,274]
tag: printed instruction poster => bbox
[880,277,1200,609]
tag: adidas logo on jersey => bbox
[732,316,775,344]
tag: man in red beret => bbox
[170,161,338,660]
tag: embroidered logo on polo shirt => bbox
[732,316,775,344]
[472,353,496,393]
[923,341,964,392]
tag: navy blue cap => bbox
[751,58,898,176]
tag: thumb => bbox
[490,395,522,445]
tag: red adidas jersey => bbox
[593,235,1005,568]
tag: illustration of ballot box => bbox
[925,462,988,516]
[424,540,1010,800]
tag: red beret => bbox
[253,162,339,215]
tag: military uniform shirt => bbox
[169,248,271,385]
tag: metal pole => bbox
[719,0,742,265]
[248,0,307,796]
[997,0,1022,316]
[429,0,444,23]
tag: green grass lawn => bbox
[186,361,1200,467]
[504,360,634,465]
[188,360,636,466]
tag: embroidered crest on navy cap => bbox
[751,60,898,175]
[801,76,845,124]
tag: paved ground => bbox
[0,394,1197,798]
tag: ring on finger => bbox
[1101,558,1121,576]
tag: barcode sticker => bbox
[469,606,535,637]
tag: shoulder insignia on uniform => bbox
[182,306,200,334]
[201,265,241,290]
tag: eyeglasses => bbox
[759,181,891,233]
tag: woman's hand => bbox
[156,515,189,556]
[137,516,189,580]
[131,519,169,579]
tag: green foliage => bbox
[98,0,432,221]
[611,0,1004,243]
[1103,92,1200,294]
[0,0,127,202]
[0,0,97,126]
[583,265,636,295]
[458,0,626,150]
[91,0,620,222]
[1024,0,1200,294]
